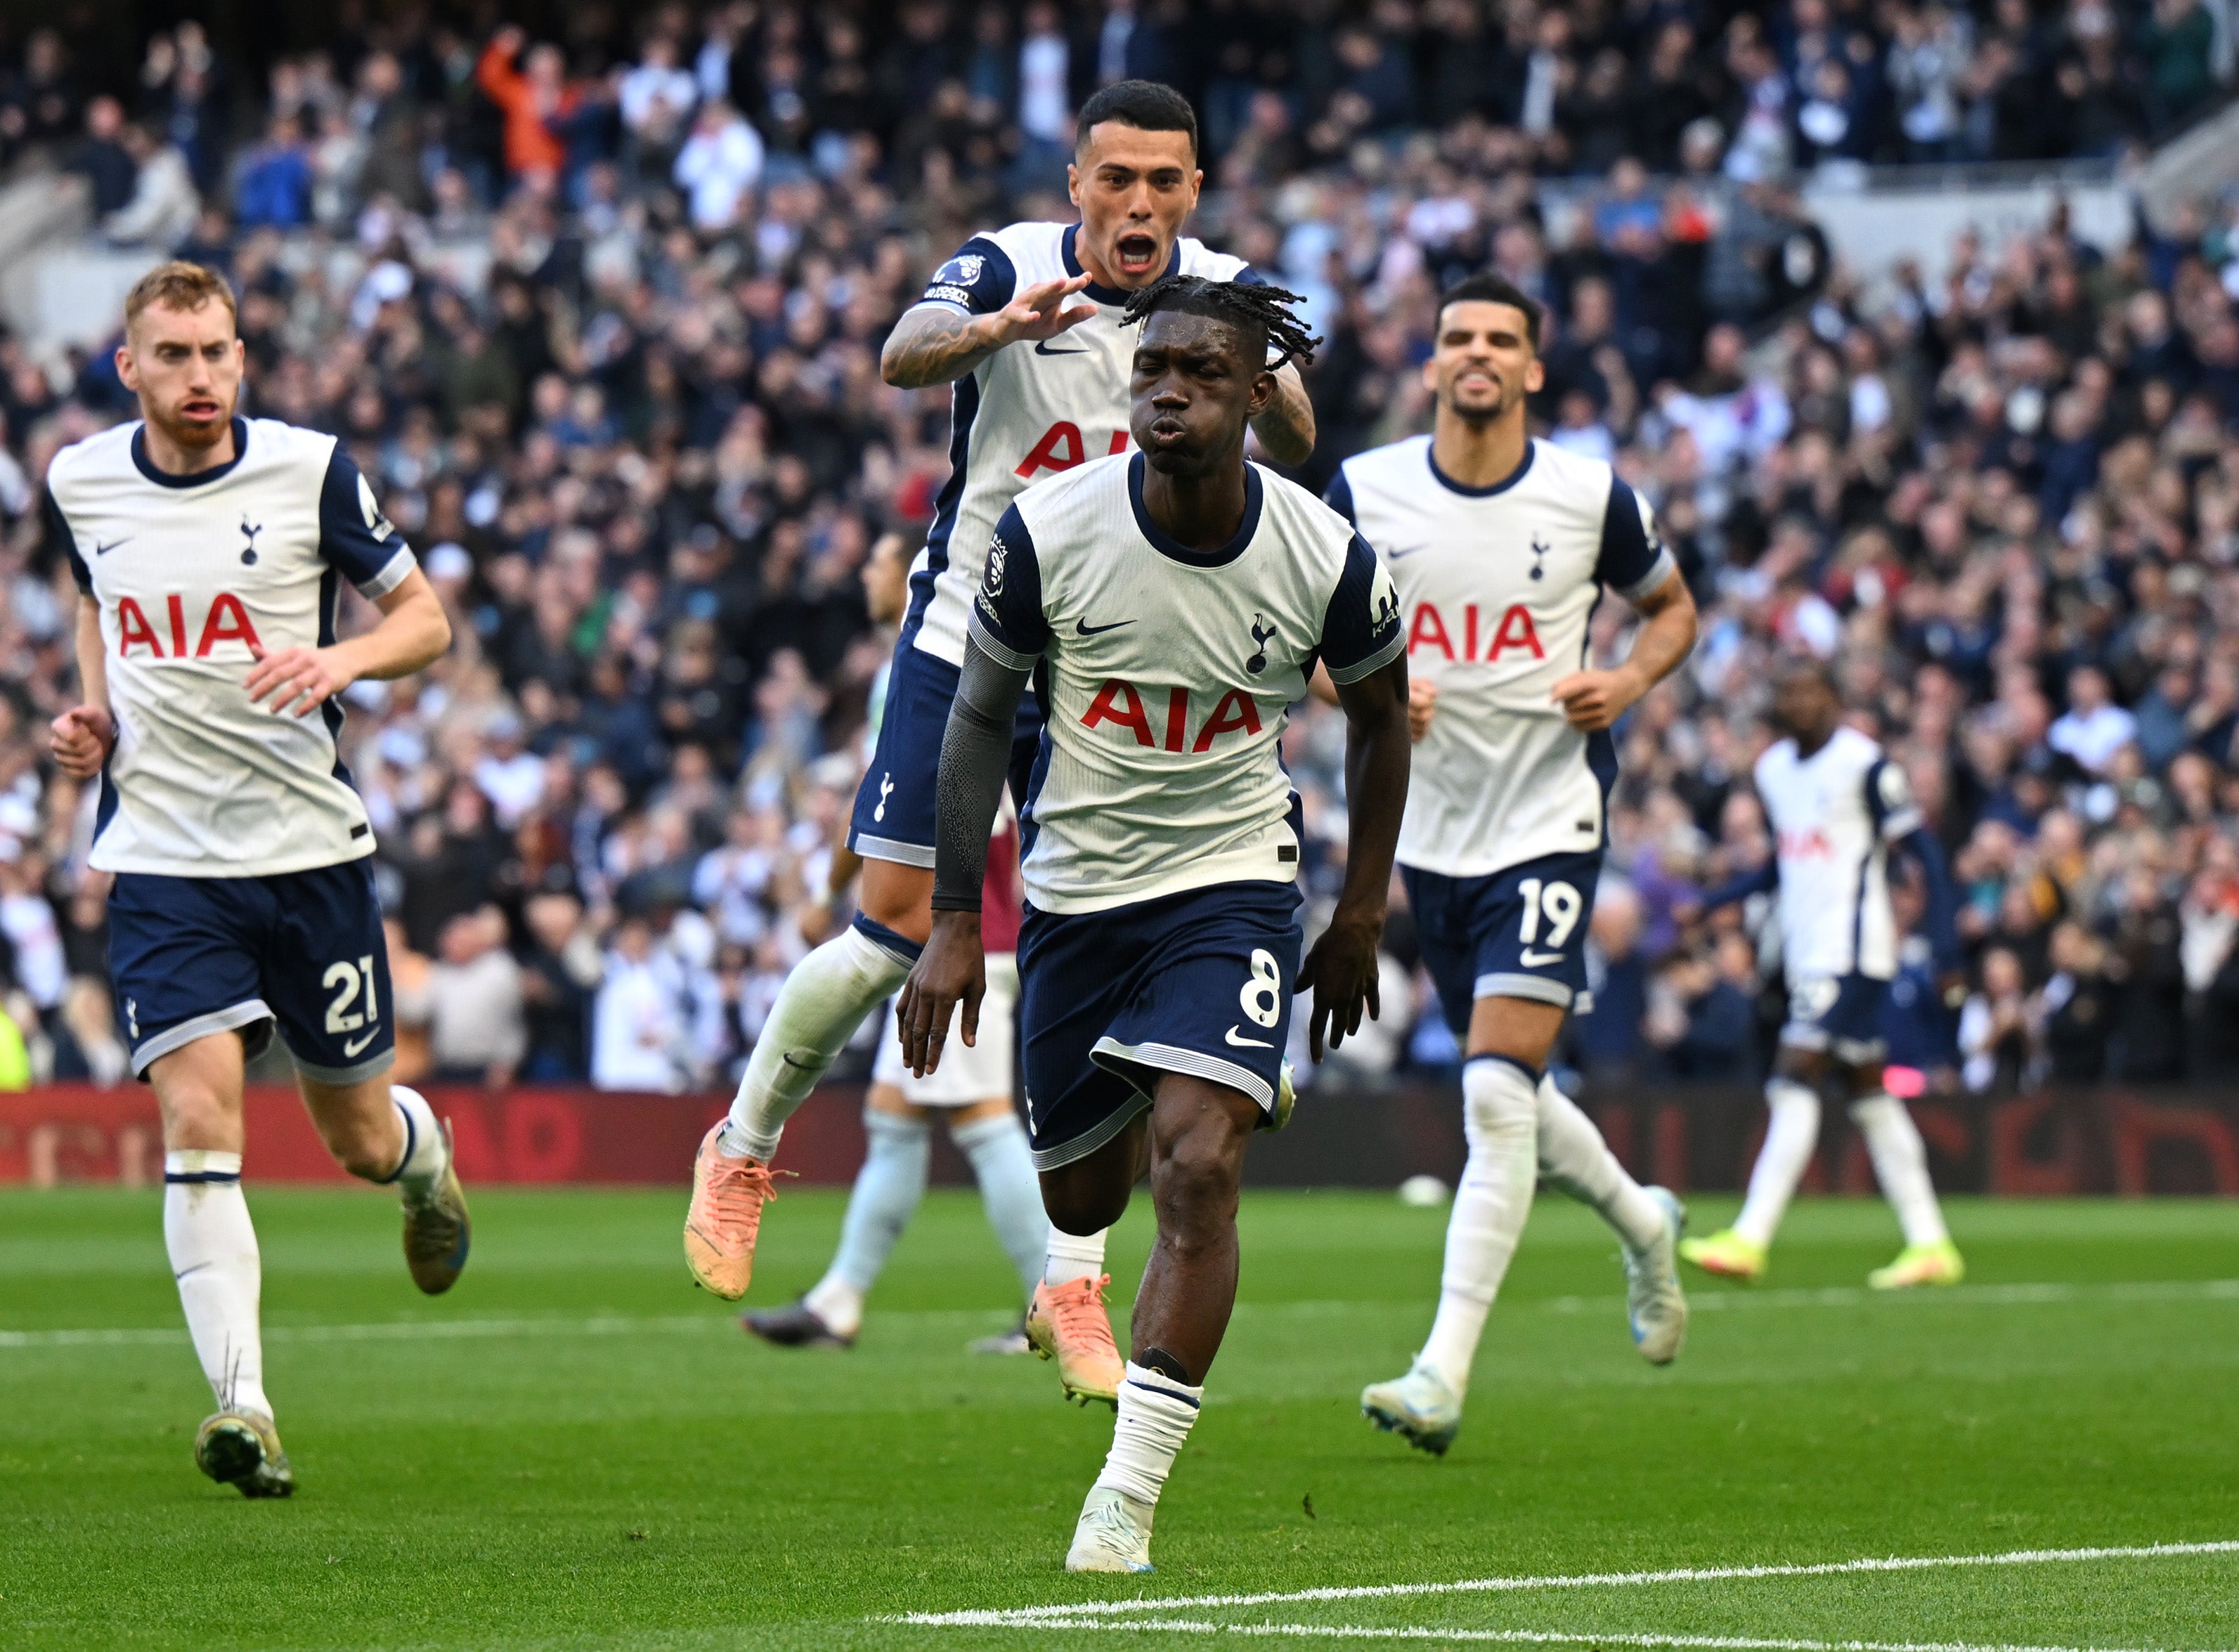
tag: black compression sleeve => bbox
[931,637,1032,913]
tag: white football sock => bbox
[1535,1073,1666,1252]
[1420,1056,1538,1396]
[951,1110,1049,1296]
[824,1110,931,1318]
[385,1085,446,1198]
[802,1274,867,1339]
[1849,1093,1950,1247]
[1045,1225,1108,1287]
[1733,1077,1822,1249]
[1093,1362,1202,1507]
[163,1152,271,1419]
[721,926,909,1161]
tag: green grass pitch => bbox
[1,1183,2235,1648]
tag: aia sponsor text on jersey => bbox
[111,592,262,658]
[1406,600,1545,663]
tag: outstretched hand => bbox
[992,275,1096,346]
[895,911,986,1078]
[1297,908,1382,1062]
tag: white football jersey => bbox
[971,453,1402,914]
[904,221,1254,668]
[1753,725,1921,981]
[1330,436,1675,878]
[47,417,415,877]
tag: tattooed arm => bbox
[1250,360,1317,466]
[881,275,1098,389]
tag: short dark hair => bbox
[1774,653,1837,691]
[1075,79,1198,162]
[1436,271,1543,351]
[1122,274,1320,372]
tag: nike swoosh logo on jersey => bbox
[95,539,128,555]
[342,1029,379,1057]
[1224,1025,1273,1048]
[1076,617,1134,636]
[1519,949,1565,968]
[1034,339,1092,356]
[1384,545,1432,560]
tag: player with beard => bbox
[897,276,1409,1570]
[1326,273,1699,1455]
[684,82,1315,1410]
[44,262,463,1497]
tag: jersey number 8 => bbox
[1516,878,1583,950]
[1239,949,1283,1029]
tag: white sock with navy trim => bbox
[1734,1077,1822,1249]
[163,1151,271,1419]
[1093,1362,1202,1508]
[1420,1055,1539,1395]
[721,926,909,1162]
[1536,1073,1666,1253]
[387,1086,446,1198]
[1849,1093,1949,1247]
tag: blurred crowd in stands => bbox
[0,3,2235,1098]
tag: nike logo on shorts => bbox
[1224,1025,1273,1048]
[1519,949,1565,967]
[343,1029,379,1057]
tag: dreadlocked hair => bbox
[1120,274,1321,372]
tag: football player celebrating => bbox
[45,263,462,1497]
[898,276,1409,1572]
[1682,656,1966,1289]
[684,82,1313,1410]
[1328,273,1699,1456]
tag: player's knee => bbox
[1041,1158,1129,1235]
[1765,1074,1821,1125]
[1461,1055,1538,1147]
[1044,1181,1127,1236]
[1150,1123,1246,1235]
[157,1079,235,1148]
[857,859,934,946]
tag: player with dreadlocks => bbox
[686,87,1318,1418]
[897,274,1412,1571]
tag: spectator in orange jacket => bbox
[475,25,576,183]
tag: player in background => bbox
[685,81,1316,1411]
[745,534,1046,1353]
[1682,657,1966,1288]
[1328,273,1698,1457]
[897,277,1408,1571]
[45,263,462,1496]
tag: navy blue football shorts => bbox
[1405,847,1604,1033]
[108,858,394,1084]
[1780,971,1890,1065]
[1015,879,1303,1172]
[847,631,1044,867]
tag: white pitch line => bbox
[1542,1280,2239,1316]
[997,1620,2227,1652]
[897,1540,2239,1625]
[11,1278,2237,1351]
[0,1314,734,1350]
